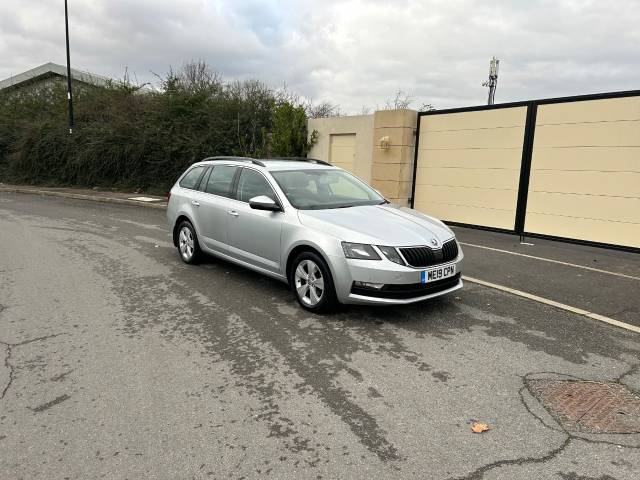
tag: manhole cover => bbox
[527,379,640,434]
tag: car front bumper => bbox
[328,251,464,305]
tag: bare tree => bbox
[418,102,436,112]
[384,89,413,110]
[305,101,340,118]
[179,60,223,94]
[274,82,302,106]
[378,89,436,112]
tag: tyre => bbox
[291,251,338,313]
[176,220,202,264]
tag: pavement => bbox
[0,183,168,209]
[1,191,639,479]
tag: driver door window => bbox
[237,168,277,203]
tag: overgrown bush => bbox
[0,62,318,193]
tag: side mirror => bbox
[249,195,281,212]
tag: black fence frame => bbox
[411,89,640,253]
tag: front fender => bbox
[281,222,343,281]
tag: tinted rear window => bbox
[204,165,239,198]
[179,166,206,189]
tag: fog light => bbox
[354,281,384,290]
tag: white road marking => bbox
[459,242,640,281]
[463,275,640,334]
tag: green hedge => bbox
[0,64,313,193]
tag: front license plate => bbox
[421,264,456,283]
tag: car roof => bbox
[197,156,337,172]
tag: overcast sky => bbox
[1,0,639,112]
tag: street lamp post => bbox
[64,0,74,133]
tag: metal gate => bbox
[411,90,640,251]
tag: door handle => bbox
[227,210,239,217]
[191,200,200,207]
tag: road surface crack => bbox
[449,368,640,479]
[0,333,65,401]
[448,436,572,480]
[1,342,14,400]
[614,362,640,383]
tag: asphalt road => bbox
[453,227,640,326]
[1,192,639,480]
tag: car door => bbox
[226,167,284,274]
[195,164,240,255]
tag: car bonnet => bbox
[297,204,454,246]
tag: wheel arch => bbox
[285,243,334,287]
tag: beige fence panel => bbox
[525,96,640,248]
[413,106,528,230]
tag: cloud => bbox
[1,0,639,112]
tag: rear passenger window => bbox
[205,165,238,198]
[179,166,206,190]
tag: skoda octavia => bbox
[167,157,463,312]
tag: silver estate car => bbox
[167,157,463,312]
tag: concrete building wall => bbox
[307,109,417,206]
[370,109,418,207]
[308,115,374,182]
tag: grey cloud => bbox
[1,0,638,112]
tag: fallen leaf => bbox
[471,422,490,433]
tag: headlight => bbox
[342,242,381,260]
[377,245,405,265]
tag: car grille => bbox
[350,273,461,299]
[442,239,459,263]
[399,239,458,268]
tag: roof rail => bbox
[202,156,266,167]
[265,156,332,166]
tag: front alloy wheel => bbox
[291,251,338,312]
[295,259,325,307]
[179,226,195,260]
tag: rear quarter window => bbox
[179,166,207,190]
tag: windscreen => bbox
[271,169,385,210]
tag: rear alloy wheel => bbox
[177,221,201,264]
[291,252,338,312]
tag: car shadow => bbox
[185,252,640,368]
[196,252,455,325]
